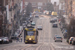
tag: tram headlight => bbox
[29,38,32,40]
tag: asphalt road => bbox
[0,15,75,50]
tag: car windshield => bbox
[27,31,34,35]
[3,37,8,39]
[54,24,57,25]
[32,22,35,24]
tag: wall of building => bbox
[59,0,65,15]
[25,0,51,11]
[0,0,23,37]
[72,0,75,17]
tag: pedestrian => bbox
[16,37,19,42]
[20,36,22,42]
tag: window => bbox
[38,2,43,6]
[25,2,28,5]
[32,2,36,6]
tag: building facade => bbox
[0,0,24,37]
[59,0,65,15]
[6,0,23,37]
[65,0,75,18]
[53,2,59,13]
[0,0,8,36]
[72,0,75,18]
[25,0,51,11]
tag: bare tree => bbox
[26,2,32,17]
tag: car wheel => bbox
[61,41,62,42]
[55,41,56,42]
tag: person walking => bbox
[16,37,19,42]
[20,36,22,42]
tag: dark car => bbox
[50,18,57,23]
[53,23,58,27]
[35,15,39,18]
[50,19,55,23]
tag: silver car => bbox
[54,37,63,42]
[37,26,42,30]
[3,37,9,43]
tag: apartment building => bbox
[6,0,23,37]
[0,0,23,37]
[0,0,8,36]
[72,0,75,18]
[59,0,65,15]
[53,2,59,13]
[25,0,51,11]
[65,0,74,18]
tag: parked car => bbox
[2,37,9,43]
[54,36,63,42]
[53,23,58,27]
[69,37,75,45]
[11,35,17,40]
[60,23,66,31]
[63,32,67,39]
[69,37,73,44]
[72,37,75,45]
[0,37,3,44]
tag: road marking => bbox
[50,43,55,50]
[44,43,49,45]
[36,44,43,50]
[20,45,32,50]
[51,43,74,49]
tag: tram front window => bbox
[27,31,34,36]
